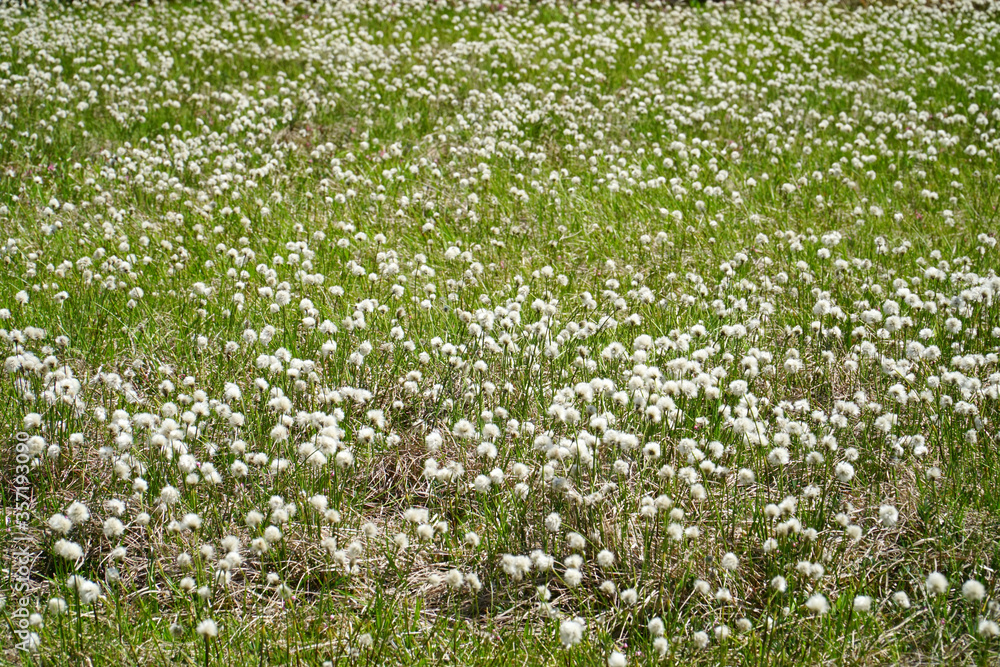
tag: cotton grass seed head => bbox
[962,579,986,603]
[926,572,949,596]
[196,619,218,639]
[559,619,583,648]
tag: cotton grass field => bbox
[2,0,1000,664]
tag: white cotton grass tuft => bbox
[559,619,583,648]
[607,650,627,667]
[66,502,90,524]
[878,504,899,528]
[67,576,101,604]
[103,517,125,538]
[962,579,986,603]
[926,572,949,596]
[721,552,739,572]
[196,619,218,639]
[805,594,830,615]
[767,447,790,466]
[54,539,83,562]
[48,514,73,534]
[979,619,1000,638]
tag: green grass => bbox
[2,0,1000,665]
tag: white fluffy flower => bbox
[559,619,583,647]
[805,594,830,615]
[196,619,218,639]
[926,572,949,595]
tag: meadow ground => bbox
[1,0,1000,664]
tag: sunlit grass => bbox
[2,0,1000,665]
